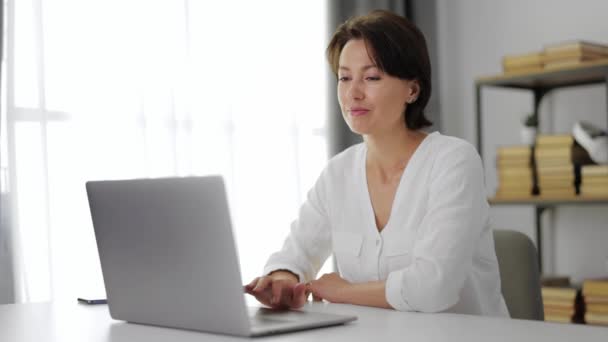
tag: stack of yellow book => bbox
[541,286,581,323]
[495,145,533,198]
[580,165,608,197]
[582,279,608,326]
[543,41,608,69]
[535,135,576,197]
[502,51,544,74]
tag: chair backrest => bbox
[493,229,544,320]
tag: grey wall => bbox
[436,0,608,281]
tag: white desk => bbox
[1,302,606,341]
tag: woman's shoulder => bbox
[326,142,364,168]
[428,132,480,163]
[317,143,364,182]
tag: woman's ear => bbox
[407,80,420,104]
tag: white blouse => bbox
[264,132,509,317]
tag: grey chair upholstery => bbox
[493,229,544,320]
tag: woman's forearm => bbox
[343,281,393,309]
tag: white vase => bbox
[520,126,536,145]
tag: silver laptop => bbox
[86,176,356,337]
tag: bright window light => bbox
[7,0,331,303]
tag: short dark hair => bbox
[327,10,432,130]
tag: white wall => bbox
[436,0,608,282]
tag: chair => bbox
[493,229,544,320]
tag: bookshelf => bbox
[475,60,608,273]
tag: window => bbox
[5,0,330,302]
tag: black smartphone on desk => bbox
[77,298,107,305]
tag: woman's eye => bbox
[338,76,351,82]
[366,76,381,81]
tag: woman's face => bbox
[337,39,418,136]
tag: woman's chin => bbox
[348,124,373,136]
[347,126,368,135]
[345,120,372,135]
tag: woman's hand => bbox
[244,271,309,309]
[309,272,352,303]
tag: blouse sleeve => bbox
[385,143,489,312]
[263,171,333,282]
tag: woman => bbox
[245,10,509,317]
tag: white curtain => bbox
[2,0,330,303]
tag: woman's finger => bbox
[309,282,323,302]
[271,280,286,306]
[291,283,308,308]
[253,276,272,292]
[250,287,273,306]
[244,277,260,292]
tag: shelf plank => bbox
[476,59,608,89]
[489,195,608,206]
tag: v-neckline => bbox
[360,132,436,236]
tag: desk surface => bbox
[1,301,607,341]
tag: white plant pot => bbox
[520,126,536,145]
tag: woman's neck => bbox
[364,126,427,180]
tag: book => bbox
[581,177,608,186]
[502,52,544,69]
[503,65,545,75]
[586,303,608,314]
[494,190,532,198]
[580,183,608,190]
[539,188,576,197]
[542,287,578,301]
[543,299,576,310]
[543,46,608,67]
[541,284,585,324]
[544,307,575,316]
[497,157,531,168]
[545,314,574,323]
[585,312,608,326]
[580,186,608,196]
[535,159,572,169]
[585,295,608,304]
[537,175,574,183]
[497,145,532,158]
[536,164,575,174]
[498,179,533,189]
[543,50,608,63]
[544,41,608,56]
[496,191,532,198]
[539,182,575,191]
[544,57,608,70]
[498,167,533,178]
[537,177,575,186]
[535,147,572,159]
[498,181,533,190]
[536,134,574,146]
[537,173,575,181]
[582,165,608,177]
[535,144,594,166]
[583,279,608,297]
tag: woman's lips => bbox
[350,109,369,116]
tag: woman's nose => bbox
[347,80,364,100]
